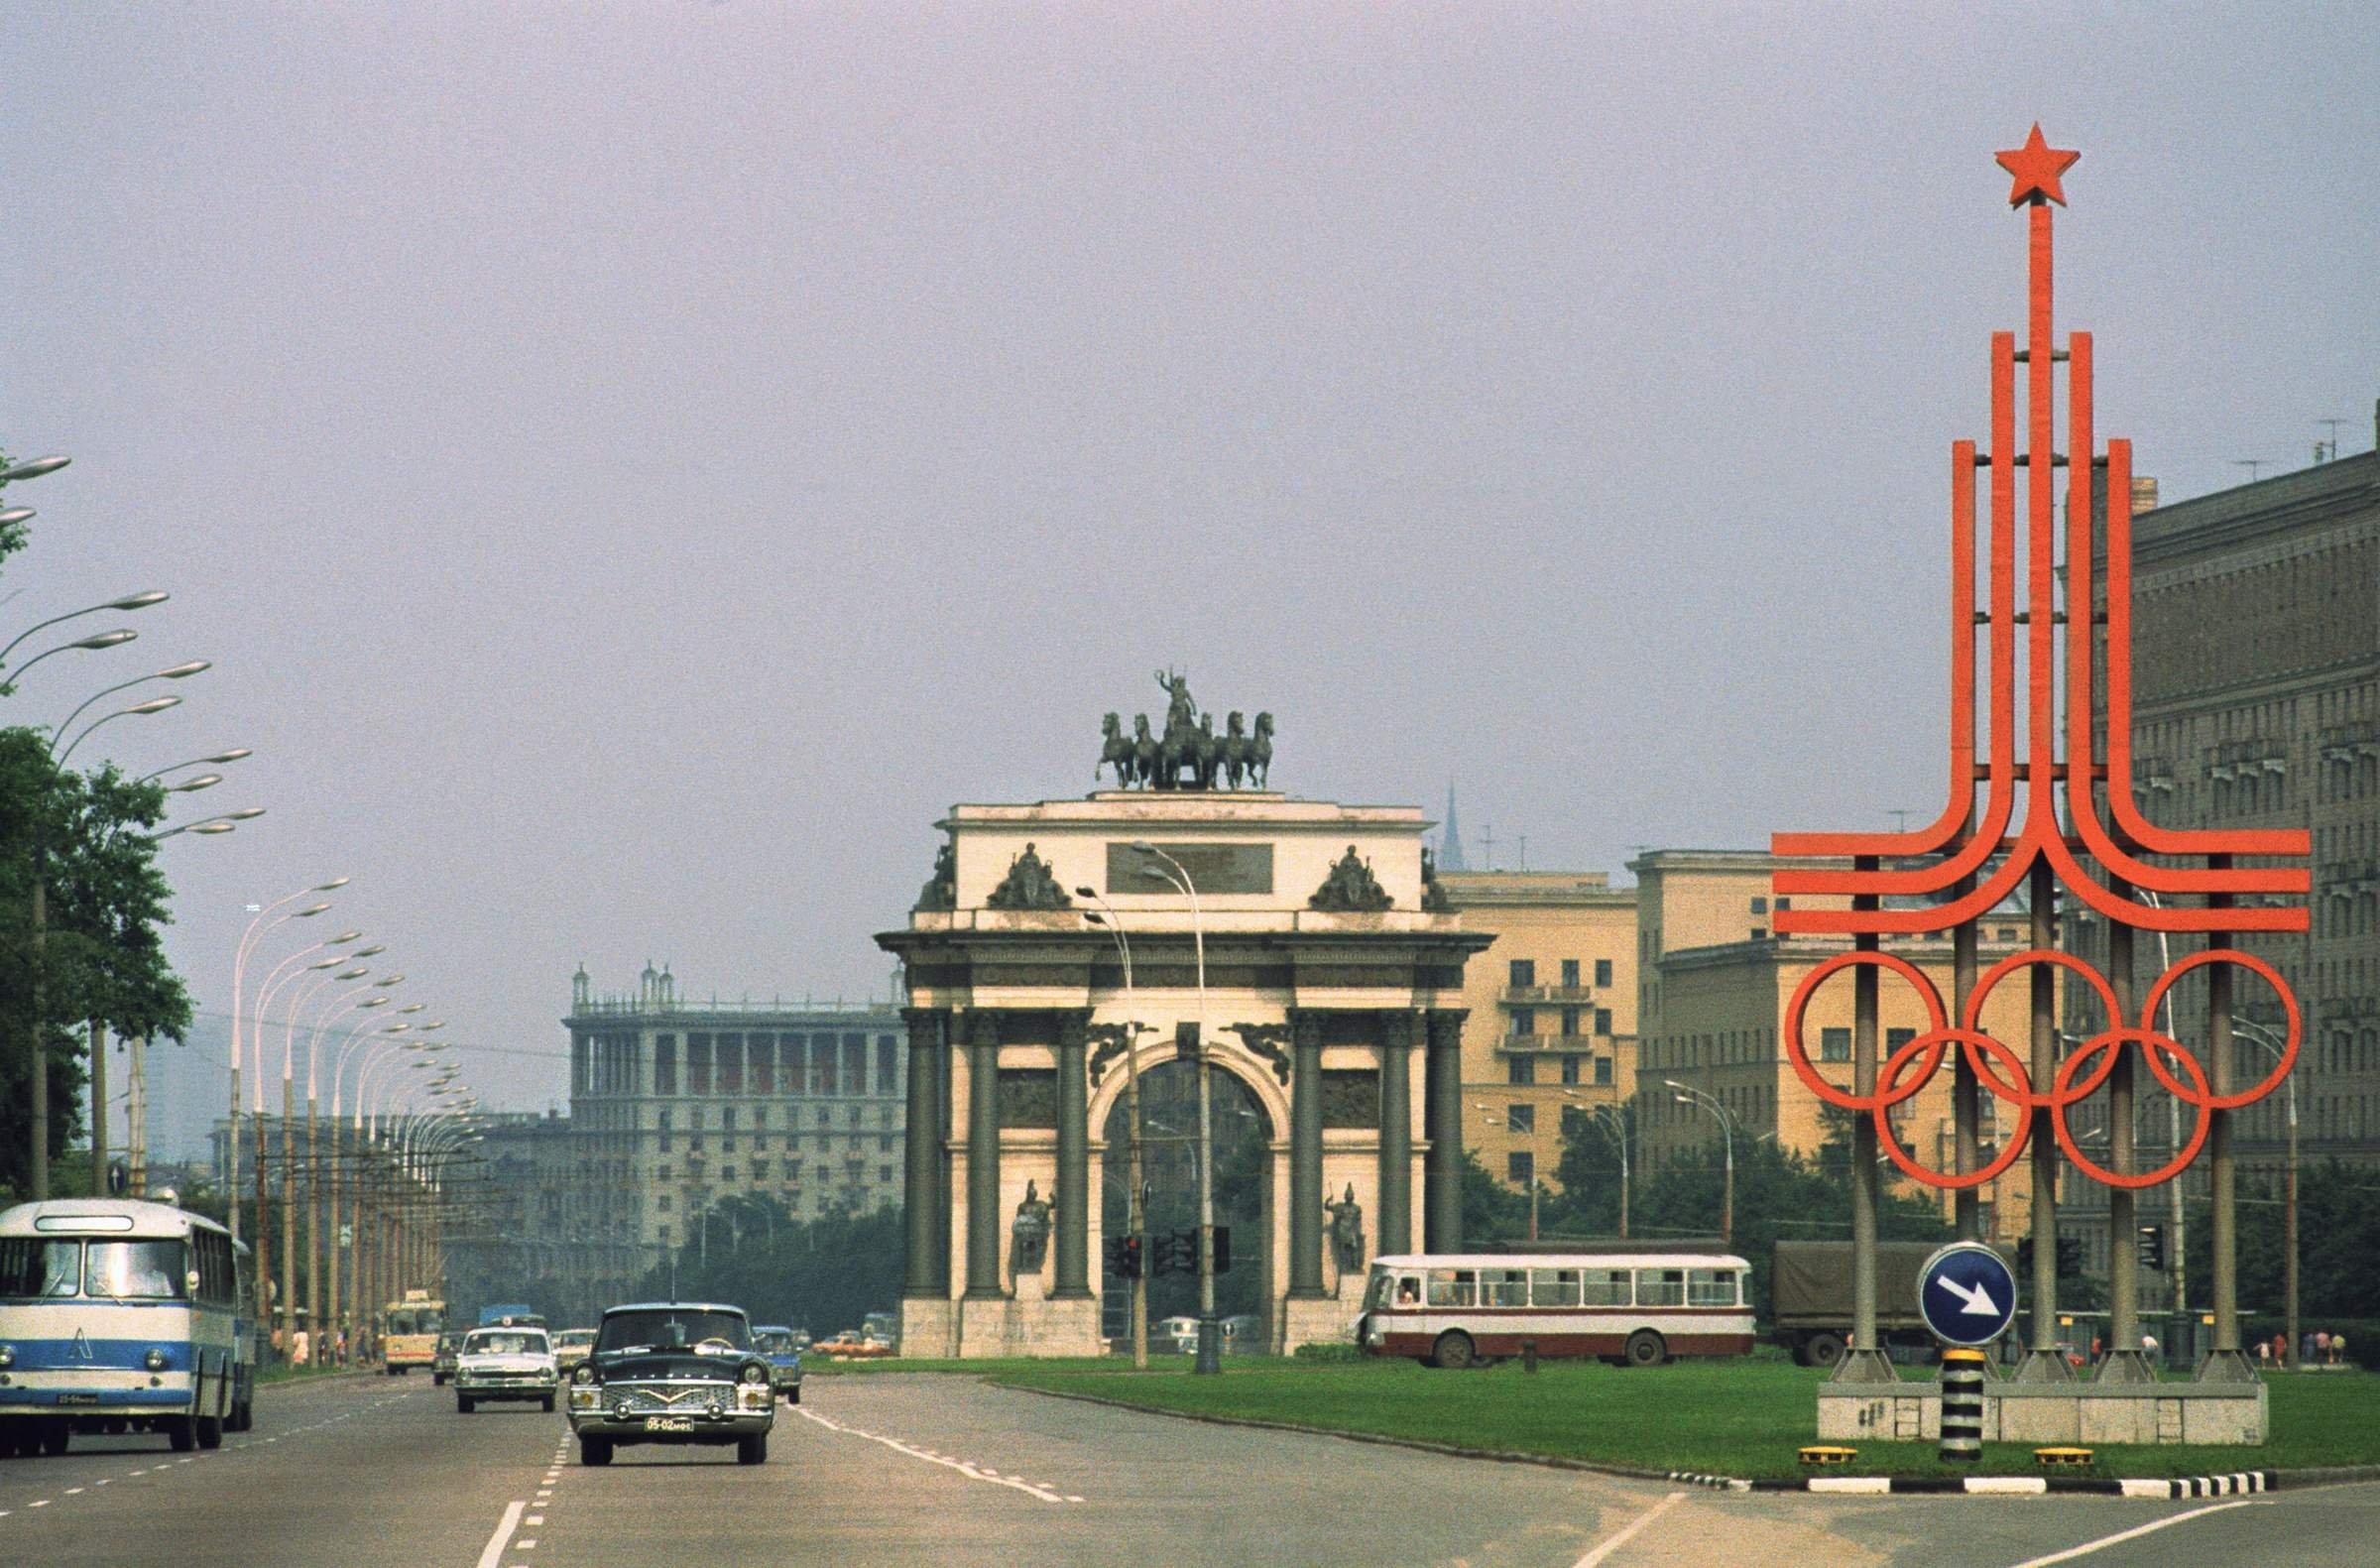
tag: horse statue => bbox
[1097,712,1136,788]
[1156,711,1198,790]
[1130,714,1161,788]
[1191,713,1222,790]
[1220,711,1250,789]
[1249,712,1274,787]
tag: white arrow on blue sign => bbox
[1916,1242,2018,1347]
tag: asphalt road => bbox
[2,1371,2373,1567]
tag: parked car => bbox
[553,1327,597,1378]
[565,1302,775,1466]
[432,1331,465,1386]
[1157,1315,1199,1354]
[754,1326,804,1401]
[454,1326,558,1413]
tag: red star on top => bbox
[1996,124,2081,207]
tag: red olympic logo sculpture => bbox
[1781,947,2300,1192]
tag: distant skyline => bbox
[6,4,2375,1111]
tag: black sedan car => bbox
[564,1302,777,1466]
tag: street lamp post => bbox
[1667,1080,1737,1244]
[1132,841,1218,1376]
[231,883,349,1244]
[2234,1020,2299,1371]
[1079,887,1150,1370]
[1584,1103,1631,1239]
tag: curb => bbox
[1001,1383,2372,1500]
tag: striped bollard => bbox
[1939,1346,1986,1463]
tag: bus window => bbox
[1687,1268,1738,1307]
[1581,1268,1631,1306]
[0,1238,83,1297]
[1635,1268,1686,1306]
[1484,1269,1528,1307]
[1530,1268,1582,1307]
[1425,1268,1478,1307]
[86,1241,187,1299]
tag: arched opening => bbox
[1102,1060,1273,1350]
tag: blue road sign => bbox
[1917,1242,2018,1347]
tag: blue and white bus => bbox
[0,1198,253,1455]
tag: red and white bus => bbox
[1358,1252,1755,1370]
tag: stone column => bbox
[1376,1011,1415,1257]
[1423,1010,1466,1252]
[934,1020,953,1292]
[1053,1010,1092,1298]
[901,1008,943,1298]
[963,1011,1005,1298]
[1287,1011,1325,1298]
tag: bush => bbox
[1292,1341,1367,1364]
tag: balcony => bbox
[1502,985,1596,1005]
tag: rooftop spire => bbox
[1438,782,1469,872]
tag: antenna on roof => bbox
[2317,419,2346,462]
[2232,458,2266,483]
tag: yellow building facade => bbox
[1435,872,1638,1198]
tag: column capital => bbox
[1290,1010,1324,1051]
[1054,1009,1090,1050]
[967,1010,1002,1050]
[1425,1009,1468,1047]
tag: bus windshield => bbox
[0,1238,85,1297]
[85,1241,187,1299]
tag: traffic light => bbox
[1166,1229,1198,1275]
[1105,1233,1144,1278]
[1211,1225,1232,1275]
[2137,1225,2165,1271]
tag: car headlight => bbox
[740,1364,770,1386]
[146,1348,170,1371]
[572,1364,595,1385]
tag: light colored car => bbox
[553,1328,597,1378]
[454,1326,558,1413]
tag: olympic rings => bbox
[1781,950,1946,1113]
[1773,946,2297,1193]
[2052,1028,2211,1189]
[2138,949,2301,1110]
[1873,1027,2033,1189]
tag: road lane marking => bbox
[1571,1491,1687,1568]
[476,1501,527,1568]
[2004,1500,2272,1568]
[794,1408,1082,1504]
[65,1489,83,1496]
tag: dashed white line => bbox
[794,1408,1082,1505]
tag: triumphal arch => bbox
[879,679,1489,1356]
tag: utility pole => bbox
[128,1034,149,1197]
[88,1022,108,1195]
[30,866,49,1201]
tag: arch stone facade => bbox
[879,791,1490,1357]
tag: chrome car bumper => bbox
[567,1383,774,1440]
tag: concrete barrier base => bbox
[1817,1380,2267,1446]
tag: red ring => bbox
[2053,1029,2210,1188]
[1782,951,1947,1114]
[1962,947,2121,1036]
[1872,1027,2033,1190]
[2138,949,2302,1111]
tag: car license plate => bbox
[59,1392,100,1406]
[644,1415,694,1432]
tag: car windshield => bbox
[755,1331,794,1353]
[597,1309,752,1355]
[466,1331,547,1356]
[558,1331,593,1347]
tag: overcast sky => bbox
[5,3,2375,1112]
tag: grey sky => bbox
[5,3,2375,1112]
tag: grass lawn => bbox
[985,1356,2380,1481]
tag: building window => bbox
[1595,1008,1612,1035]
[1561,1054,1582,1085]
[752,1160,769,1182]
[878,1165,893,1184]
[657,1223,671,1243]
[656,1164,673,1182]
[1508,1056,1536,1086]
[1751,927,1767,940]
[1751,896,1768,913]
[1821,1026,1851,1063]
[1595,1056,1613,1086]
[1509,959,1535,988]
[654,1035,678,1095]
[1511,1007,1537,1036]
[1561,1007,1582,1036]
[1775,898,1791,912]
[1886,1027,1916,1056]
[657,1194,672,1213]
[1561,958,1581,987]
[1507,1151,1534,1186]
[689,1033,713,1095]
[1508,1104,1535,1135]
[1596,959,1613,987]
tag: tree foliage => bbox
[634,1192,905,1338]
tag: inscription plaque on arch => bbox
[1105,841,1274,896]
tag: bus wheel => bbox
[196,1415,223,1451]
[167,1416,198,1453]
[1803,1331,1845,1369]
[41,1421,70,1457]
[578,1436,613,1467]
[1624,1330,1667,1368]
[1431,1330,1478,1371]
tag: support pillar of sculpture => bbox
[2202,864,2255,1381]
[1422,1010,1465,1253]
[1376,1010,1414,1258]
[1287,1011,1325,1298]
[963,1011,1005,1299]
[1053,1010,1093,1299]
[901,1008,944,1298]
[1832,867,1896,1385]
[2013,860,2077,1382]
[2099,877,2155,1382]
